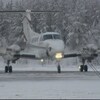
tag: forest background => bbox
[0,0,100,52]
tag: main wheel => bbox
[9,66,12,73]
[84,65,88,72]
[5,66,9,73]
[57,65,61,73]
[79,65,84,72]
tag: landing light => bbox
[41,59,44,62]
[55,53,63,59]
[79,66,81,69]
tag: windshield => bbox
[53,34,61,39]
[43,35,53,41]
[43,34,62,41]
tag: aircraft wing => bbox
[14,53,81,60]
[64,53,81,58]
[14,54,40,60]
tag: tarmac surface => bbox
[0,69,100,99]
[0,71,99,82]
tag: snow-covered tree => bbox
[0,0,100,51]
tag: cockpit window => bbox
[43,35,53,40]
[43,34,62,41]
[53,34,61,39]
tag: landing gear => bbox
[57,64,61,73]
[79,65,84,72]
[79,58,88,72]
[5,60,13,73]
[84,65,88,72]
[5,66,9,73]
[9,66,12,73]
[5,66,12,73]
[79,65,88,72]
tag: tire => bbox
[57,65,61,73]
[5,66,8,73]
[84,65,88,72]
[9,66,12,73]
[79,65,83,72]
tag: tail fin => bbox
[22,10,38,44]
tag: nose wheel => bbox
[57,64,61,73]
[5,60,13,73]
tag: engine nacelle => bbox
[3,44,21,62]
[79,45,98,64]
[7,44,21,52]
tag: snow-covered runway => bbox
[0,61,100,99]
[0,79,100,99]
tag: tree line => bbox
[0,0,100,51]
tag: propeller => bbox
[0,10,61,13]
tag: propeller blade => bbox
[0,10,60,13]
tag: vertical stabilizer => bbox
[22,10,38,43]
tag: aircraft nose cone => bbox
[49,40,64,54]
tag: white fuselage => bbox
[22,11,65,60]
[31,32,65,60]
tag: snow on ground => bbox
[0,79,100,99]
[0,58,100,99]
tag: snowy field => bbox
[0,79,100,99]
[0,59,100,99]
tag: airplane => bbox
[0,9,99,73]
